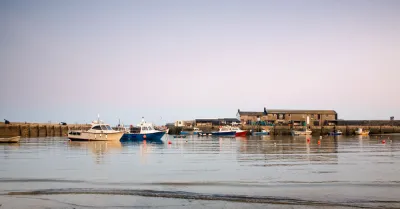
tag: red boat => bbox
[230,126,248,137]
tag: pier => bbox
[0,123,91,138]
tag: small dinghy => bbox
[0,136,20,143]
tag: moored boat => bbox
[355,128,369,135]
[291,128,312,136]
[252,129,270,136]
[68,119,124,141]
[0,136,20,143]
[121,118,165,141]
[211,126,236,136]
[328,130,343,136]
[181,127,202,135]
[229,126,248,137]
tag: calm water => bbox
[1,135,400,208]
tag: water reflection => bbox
[235,135,339,166]
[68,141,123,164]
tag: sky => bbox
[0,0,399,125]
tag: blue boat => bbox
[328,130,342,136]
[180,127,203,135]
[211,126,236,136]
[121,118,165,141]
[252,130,270,136]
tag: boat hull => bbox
[235,131,248,137]
[121,131,165,141]
[211,131,236,136]
[0,136,20,143]
[291,130,312,136]
[68,132,124,141]
[329,132,342,136]
[252,132,270,136]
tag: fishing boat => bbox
[252,129,270,136]
[181,127,202,135]
[291,128,312,136]
[121,118,165,141]
[211,126,236,136]
[68,118,124,141]
[229,126,248,137]
[355,128,369,135]
[0,136,20,143]
[328,130,343,136]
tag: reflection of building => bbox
[236,136,338,164]
[237,107,337,126]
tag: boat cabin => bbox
[90,124,113,131]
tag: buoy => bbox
[143,135,147,139]
[307,138,310,143]
[318,140,321,145]
[382,140,386,144]
[319,136,322,140]
[168,140,172,144]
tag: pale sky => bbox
[1,0,399,125]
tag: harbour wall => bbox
[0,123,91,138]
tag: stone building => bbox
[237,107,337,126]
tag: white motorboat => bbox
[68,118,124,141]
[355,128,370,135]
[291,128,312,136]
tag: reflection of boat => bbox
[252,130,270,136]
[328,130,342,136]
[291,128,312,136]
[121,118,165,141]
[211,126,236,136]
[229,126,248,137]
[355,128,369,135]
[68,118,124,141]
[181,127,202,135]
[0,136,20,143]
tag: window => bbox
[147,126,153,130]
[105,125,113,130]
[92,126,101,130]
[101,125,107,130]
[142,127,148,131]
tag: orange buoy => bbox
[168,140,172,144]
[143,135,147,139]
[382,140,386,144]
[318,140,321,145]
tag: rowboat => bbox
[0,136,20,143]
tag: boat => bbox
[229,126,248,137]
[173,135,187,138]
[0,136,20,143]
[121,118,165,141]
[355,128,369,135]
[328,130,343,136]
[180,127,202,135]
[211,126,236,136]
[68,119,124,141]
[291,128,312,136]
[252,129,270,136]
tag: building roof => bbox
[238,108,336,116]
[237,111,265,116]
[265,109,337,114]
